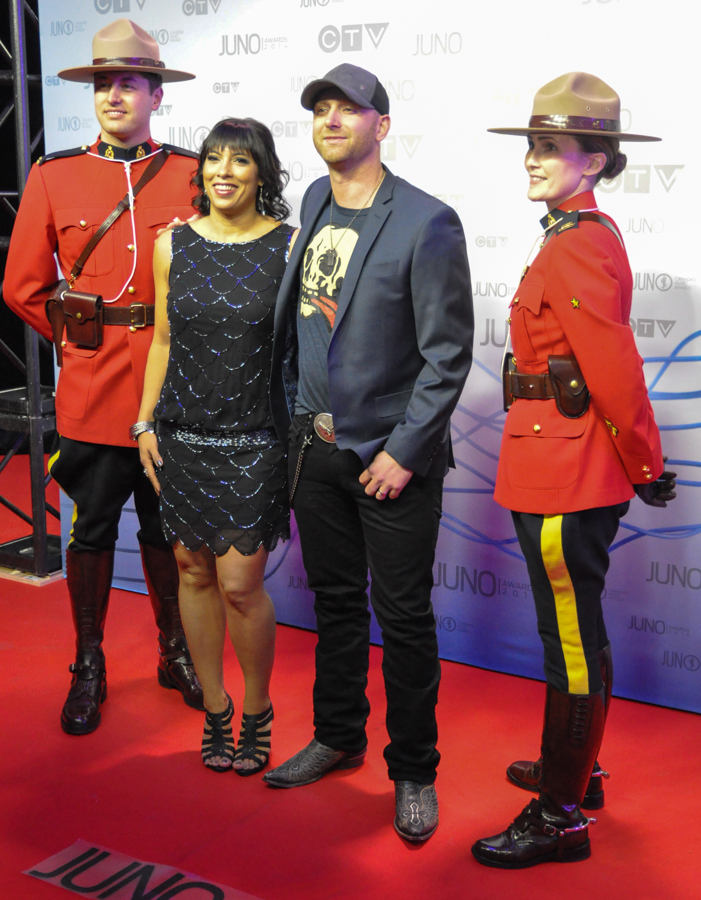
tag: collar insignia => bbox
[97,140,155,161]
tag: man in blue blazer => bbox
[264,64,473,842]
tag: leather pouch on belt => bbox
[63,290,104,349]
[548,354,590,419]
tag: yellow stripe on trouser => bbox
[69,503,78,547]
[48,443,78,547]
[540,514,589,694]
[47,446,60,473]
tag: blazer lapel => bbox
[273,179,331,334]
[330,168,395,340]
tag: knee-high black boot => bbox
[472,683,606,868]
[139,542,204,711]
[506,643,613,808]
[61,549,112,735]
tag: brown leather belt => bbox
[510,371,555,401]
[103,303,155,328]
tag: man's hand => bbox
[138,431,162,495]
[359,450,413,500]
[634,457,677,508]
[156,212,200,237]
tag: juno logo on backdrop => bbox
[318,23,388,52]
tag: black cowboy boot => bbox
[506,643,612,809]
[472,684,606,868]
[139,542,204,711]
[60,549,112,735]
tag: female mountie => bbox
[136,118,294,776]
[472,73,676,867]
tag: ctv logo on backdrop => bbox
[94,0,147,13]
[182,0,223,14]
[319,24,388,52]
[599,165,684,194]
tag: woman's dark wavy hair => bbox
[574,134,627,184]
[191,117,291,220]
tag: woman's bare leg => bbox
[216,545,276,770]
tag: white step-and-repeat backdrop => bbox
[41,0,701,712]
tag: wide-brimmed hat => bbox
[488,72,659,142]
[57,19,194,84]
[301,64,390,115]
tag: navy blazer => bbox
[270,167,474,479]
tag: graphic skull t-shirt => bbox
[294,200,369,416]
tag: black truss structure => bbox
[0,0,61,576]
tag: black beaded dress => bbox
[154,223,293,557]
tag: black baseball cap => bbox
[301,64,390,115]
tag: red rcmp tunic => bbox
[494,190,663,514]
[4,138,197,447]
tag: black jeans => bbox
[290,416,443,784]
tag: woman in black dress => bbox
[136,118,294,775]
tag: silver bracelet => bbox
[130,420,156,441]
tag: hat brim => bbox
[57,64,195,83]
[300,78,374,112]
[487,126,660,142]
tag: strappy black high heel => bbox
[201,694,235,773]
[233,703,273,777]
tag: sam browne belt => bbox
[503,354,590,419]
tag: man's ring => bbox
[143,468,149,476]
[377,489,387,498]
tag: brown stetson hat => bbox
[488,72,659,142]
[57,19,194,84]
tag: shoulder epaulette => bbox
[158,143,199,160]
[37,145,90,166]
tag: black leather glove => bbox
[634,456,677,508]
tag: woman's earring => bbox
[257,185,265,215]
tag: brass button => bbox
[60,340,67,348]
[533,424,541,433]
[127,244,135,252]
[642,465,650,472]
[129,325,137,333]
[570,380,579,388]
[75,312,82,320]
[507,317,511,324]
[128,286,136,294]
[81,145,88,150]
[79,220,87,228]
[513,296,519,304]
[645,473,653,480]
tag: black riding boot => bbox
[472,683,606,868]
[139,542,204,711]
[61,549,112,735]
[506,643,612,808]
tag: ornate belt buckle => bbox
[313,413,335,443]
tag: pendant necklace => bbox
[327,170,386,267]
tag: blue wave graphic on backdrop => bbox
[441,330,701,559]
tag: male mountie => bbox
[5,19,204,734]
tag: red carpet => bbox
[1,458,699,899]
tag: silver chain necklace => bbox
[327,170,385,267]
